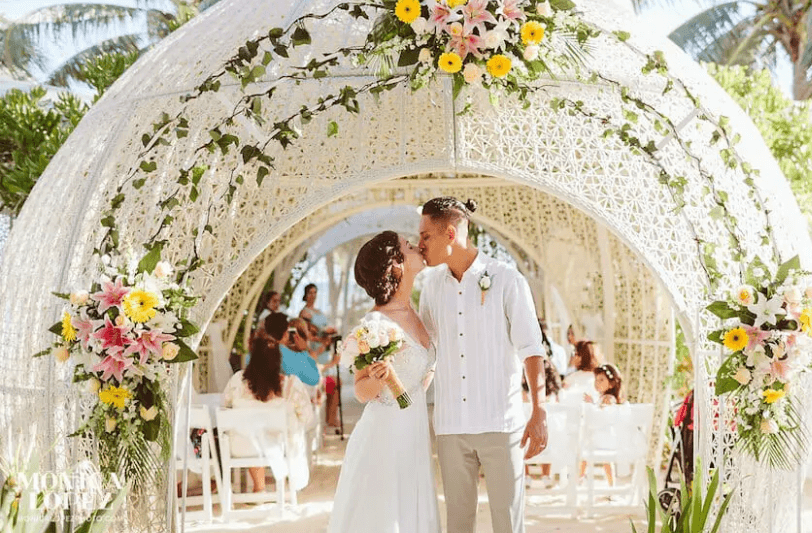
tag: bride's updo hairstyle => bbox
[421,196,477,228]
[354,231,404,306]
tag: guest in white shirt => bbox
[418,196,548,533]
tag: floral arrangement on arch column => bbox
[38,251,199,491]
[708,255,812,468]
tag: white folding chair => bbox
[175,405,222,523]
[215,406,291,519]
[581,403,654,513]
[524,402,582,511]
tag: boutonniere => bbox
[479,271,492,305]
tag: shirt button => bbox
[462,375,466,379]
[463,398,467,402]
[459,332,463,336]
[458,311,462,315]
[458,291,462,295]
[460,354,464,358]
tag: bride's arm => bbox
[353,362,391,403]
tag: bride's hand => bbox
[368,361,391,382]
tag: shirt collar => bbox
[443,251,490,282]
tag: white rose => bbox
[69,291,89,306]
[463,62,482,84]
[418,48,432,64]
[411,17,427,35]
[484,31,500,49]
[162,342,180,361]
[537,1,552,17]
[367,330,381,349]
[760,418,779,434]
[153,261,173,280]
[86,377,101,394]
[733,367,751,385]
[388,327,404,343]
[734,285,755,305]
[479,276,491,290]
[54,346,70,363]
[139,405,159,421]
[523,45,540,61]
[105,417,117,433]
[446,22,463,37]
[783,287,802,306]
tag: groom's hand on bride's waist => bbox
[521,407,548,459]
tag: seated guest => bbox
[264,312,320,387]
[581,363,626,485]
[561,340,600,403]
[222,332,314,493]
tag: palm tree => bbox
[0,1,220,88]
[631,1,812,101]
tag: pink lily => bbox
[770,359,793,383]
[495,0,526,26]
[93,354,133,383]
[91,277,130,314]
[124,329,176,365]
[744,325,770,353]
[462,0,497,34]
[73,315,97,351]
[427,0,462,35]
[91,316,132,356]
[450,30,485,59]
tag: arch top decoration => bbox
[1,0,811,530]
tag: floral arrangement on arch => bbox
[708,255,812,468]
[38,251,199,490]
[374,0,596,99]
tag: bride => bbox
[328,230,440,533]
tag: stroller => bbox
[658,390,695,516]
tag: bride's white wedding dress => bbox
[328,313,441,533]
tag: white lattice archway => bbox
[0,0,810,531]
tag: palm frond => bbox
[45,33,144,87]
[668,3,745,57]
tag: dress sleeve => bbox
[222,372,241,408]
[503,272,545,361]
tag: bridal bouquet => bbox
[38,252,199,489]
[340,314,412,408]
[708,255,812,468]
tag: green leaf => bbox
[452,74,464,101]
[32,348,51,358]
[327,120,339,137]
[291,25,311,47]
[397,48,419,67]
[175,318,200,337]
[257,166,270,185]
[613,30,631,42]
[549,0,575,10]
[139,161,157,173]
[52,291,71,300]
[707,328,725,344]
[706,300,739,320]
[714,355,741,395]
[775,255,800,286]
[745,255,770,286]
[168,339,199,363]
[137,242,164,274]
[48,321,63,336]
[268,27,284,40]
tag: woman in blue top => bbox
[299,283,337,338]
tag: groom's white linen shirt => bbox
[419,253,545,435]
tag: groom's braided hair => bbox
[354,231,404,306]
[421,196,477,227]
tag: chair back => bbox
[523,403,581,464]
[216,405,288,458]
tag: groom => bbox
[418,196,548,533]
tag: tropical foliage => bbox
[706,64,812,224]
[0,0,220,88]
[658,1,812,100]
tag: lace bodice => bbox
[367,315,435,406]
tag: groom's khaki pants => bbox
[438,430,525,533]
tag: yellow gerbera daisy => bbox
[520,21,545,45]
[762,389,785,404]
[438,52,463,73]
[447,0,467,7]
[722,327,748,352]
[395,0,421,23]
[99,385,132,410]
[486,54,512,78]
[123,289,159,323]
[799,308,812,335]
[62,312,77,342]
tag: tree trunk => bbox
[792,55,812,100]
